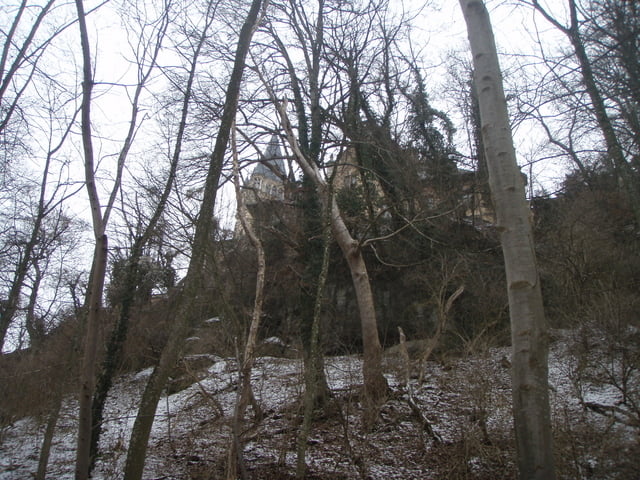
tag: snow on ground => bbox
[1,333,638,479]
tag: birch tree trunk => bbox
[458,1,556,479]
[225,123,267,480]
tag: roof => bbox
[252,134,286,181]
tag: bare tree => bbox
[0,1,84,350]
[264,0,332,411]
[73,0,166,475]
[88,0,174,471]
[586,0,640,162]
[72,0,113,477]
[123,2,266,478]
[272,96,389,424]
[255,0,448,425]
[0,112,79,350]
[523,0,640,223]
[0,0,56,136]
[459,1,556,478]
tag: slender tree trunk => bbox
[73,0,112,477]
[298,175,331,407]
[123,2,265,479]
[459,2,556,479]
[24,263,45,348]
[36,394,63,480]
[89,256,136,472]
[564,0,640,223]
[0,41,78,350]
[37,316,81,480]
[226,123,266,480]
[296,183,332,478]
[0,127,56,350]
[0,257,34,349]
[270,16,331,405]
[88,6,195,470]
[531,0,640,225]
[0,0,56,134]
[75,236,108,480]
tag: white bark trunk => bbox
[459,1,556,479]
[226,123,266,480]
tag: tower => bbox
[235,134,287,237]
[244,134,286,205]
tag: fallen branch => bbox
[399,328,442,445]
[584,401,640,429]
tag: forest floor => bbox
[0,329,638,479]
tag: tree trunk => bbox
[225,123,266,480]
[459,1,556,479]
[271,16,332,406]
[73,1,111,477]
[123,2,265,479]
[275,100,388,424]
[75,235,108,480]
[24,263,45,349]
[0,250,35,350]
[330,198,388,422]
[298,175,331,408]
[88,5,194,470]
[0,125,56,350]
[36,394,63,480]
[296,184,332,478]
[565,0,640,225]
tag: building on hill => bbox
[235,135,495,238]
[456,170,495,225]
[244,134,287,205]
[329,147,495,227]
[235,134,289,237]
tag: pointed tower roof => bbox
[253,134,286,180]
